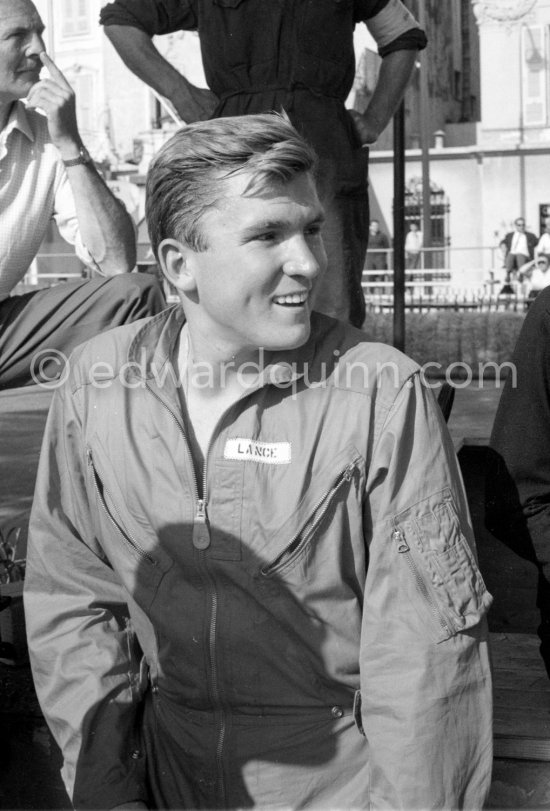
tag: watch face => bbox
[80,147,91,163]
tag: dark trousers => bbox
[505,252,529,279]
[537,568,550,678]
[0,274,166,389]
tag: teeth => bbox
[274,293,307,305]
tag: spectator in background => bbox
[0,0,165,390]
[519,254,550,299]
[502,218,538,285]
[405,221,423,269]
[365,218,390,278]
[536,217,550,259]
[100,0,427,328]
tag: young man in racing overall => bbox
[25,113,492,809]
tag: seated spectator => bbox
[0,0,165,390]
[519,254,550,299]
[502,217,538,285]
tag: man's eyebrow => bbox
[240,212,326,236]
[2,22,45,36]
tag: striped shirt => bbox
[0,101,93,301]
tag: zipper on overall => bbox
[392,527,450,637]
[145,383,226,804]
[261,459,359,576]
[146,384,211,551]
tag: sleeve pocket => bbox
[393,488,493,643]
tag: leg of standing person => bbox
[0,273,166,389]
[314,196,352,323]
[537,568,550,678]
[313,150,368,328]
[504,252,515,282]
[406,251,420,270]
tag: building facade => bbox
[370,0,550,276]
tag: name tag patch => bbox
[224,438,291,465]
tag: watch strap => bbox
[63,147,92,168]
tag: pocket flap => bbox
[394,489,492,641]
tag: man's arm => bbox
[350,48,418,145]
[350,0,427,145]
[24,378,148,809]
[26,53,136,275]
[103,25,217,123]
[361,372,493,807]
[100,0,217,123]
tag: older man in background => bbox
[0,0,165,389]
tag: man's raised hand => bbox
[26,52,80,154]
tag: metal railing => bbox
[17,245,519,313]
[364,244,505,273]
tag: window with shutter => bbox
[61,0,90,38]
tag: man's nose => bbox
[282,238,322,279]
[26,31,46,57]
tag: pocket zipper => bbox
[87,448,157,566]
[392,527,450,637]
[261,459,359,576]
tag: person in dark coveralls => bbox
[486,284,550,678]
[100,0,427,328]
[25,112,492,810]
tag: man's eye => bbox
[255,232,276,242]
[306,224,323,237]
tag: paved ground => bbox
[1,378,549,808]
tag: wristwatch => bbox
[63,146,93,168]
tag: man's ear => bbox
[157,238,197,293]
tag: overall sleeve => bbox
[361,372,493,809]
[486,287,550,576]
[100,0,197,35]
[355,0,427,57]
[24,381,149,810]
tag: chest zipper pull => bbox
[193,499,211,550]
[392,528,410,553]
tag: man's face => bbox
[0,0,45,105]
[370,221,379,234]
[179,170,327,359]
[515,219,526,232]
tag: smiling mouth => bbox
[273,292,309,307]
